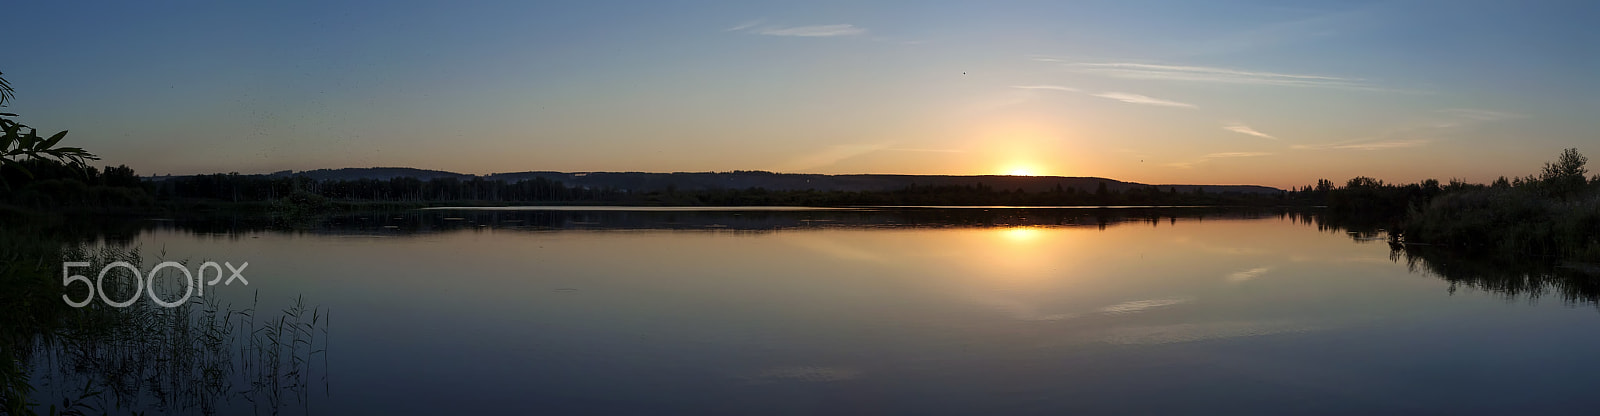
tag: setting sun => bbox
[1002,163,1043,176]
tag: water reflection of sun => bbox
[1000,227,1042,242]
[970,226,1079,286]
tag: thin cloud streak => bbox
[1067,62,1395,91]
[1223,123,1277,140]
[888,148,965,153]
[1083,62,1349,81]
[1099,297,1193,314]
[771,143,889,172]
[756,24,865,37]
[1204,152,1272,158]
[1439,108,1525,121]
[1092,92,1196,108]
[1011,85,1080,92]
[1227,266,1272,283]
[1292,140,1428,151]
[1168,151,1272,169]
[724,19,764,32]
[1293,107,1520,152]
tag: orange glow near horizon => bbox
[970,115,1076,178]
[999,226,1043,242]
[970,226,1079,286]
[999,162,1048,177]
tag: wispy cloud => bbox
[887,148,965,153]
[1099,320,1315,345]
[1292,140,1428,151]
[974,296,1079,321]
[771,143,888,172]
[1226,266,1272,283]
[1005,85,1196,110]
[725,19,765,32]
[755,24,866,37]
[1223,123,1277,140]
[1204,152,1272,158]
[1438,108,1525,122]
[1292,107,1522,152]
[785,234,885,262]
[1099,297,1193,314]
[1011,85,1080,92]
[1167,151,1272,169]
[1067,62,1392,91]
[1082,62,1350,82]
[1091,92,1197,108]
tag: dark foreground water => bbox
[18,207,1600,415]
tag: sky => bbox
[3,0,1596,189]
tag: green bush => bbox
[1404,186,1600,261]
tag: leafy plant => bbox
[0,72,98,189]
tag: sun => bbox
[997,160,1049,176]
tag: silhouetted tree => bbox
[1539,148,1588,199]
[1492,176,1511,188]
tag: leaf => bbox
[41,130,68,149]
[17,130,36,149]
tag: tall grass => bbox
[1,231,329,416]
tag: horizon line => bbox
[138,166,1283,190]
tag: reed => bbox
[0,234,330,416]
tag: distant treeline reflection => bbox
[82,206,1600,310]
[1392,243,1600,308]
[1308,210,1600,310]
[139,206,1286,237]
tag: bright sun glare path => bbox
[1000,227,1041,242]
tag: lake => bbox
[17,207,1600,415]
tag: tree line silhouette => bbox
[5,167,1301,209]
[2,148,1594,216]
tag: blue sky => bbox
[3,0,1595,188]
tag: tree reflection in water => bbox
[1392,243,1600,308]
[1303,209,1600,308]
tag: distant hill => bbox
[485,171,1281,194]
[149,167,1282,194]
[271,167,472,181]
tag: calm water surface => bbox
[33,208,1600,414]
